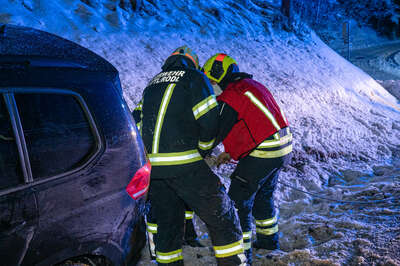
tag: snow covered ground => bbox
[2,0,400,265]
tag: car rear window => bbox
[0,95,22,189]
[14,93,96,179]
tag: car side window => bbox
[0,95,22,189]
[14,93,96,179]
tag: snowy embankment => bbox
[3,0,400,264]
[75,31,400,266]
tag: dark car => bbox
[0,24,149,265]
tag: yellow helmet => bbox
[170,45,200,69]
[203,53,238,83]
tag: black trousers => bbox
[228,154,291,263]
[149,160,246,265]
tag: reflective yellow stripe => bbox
[156,249,183,263]
[280,107,287,123]
[255,215,278,227]
[185,211,194,220]
[136,122,141,132]
[147,228,157,234]
[256,225,278,236]
[198,138,215,150]
[243,241,251,250]
[242,232,252,251]
[244,91,281,131]
[258,133,292,148]
[134,102,143,111]
[147,223,158,233]
[250,145,292,158]
[152,83,176,153]
[243,231,252,240]
[192,95,218,120]
[148,149,202,166]
[213,239,244,258]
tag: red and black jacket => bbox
[216,74,289,160]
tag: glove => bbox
[204,155,217,168]
[217,152,231,167]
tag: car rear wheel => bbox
[55,255,113,266]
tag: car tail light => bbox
[126,160,151,200]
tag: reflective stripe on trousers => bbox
[156,249,183,264]
[146,222,157,259]
[243,231,252,251]
[146,222,158,234]
[256,225,279,235]
[185,210,194,220]
[213,239,244,258]
[255,214,279,236]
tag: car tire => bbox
[56,255,113,266]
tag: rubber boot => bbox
[216,253,247,266]
[183,218,204,247]
[253,233,279,250]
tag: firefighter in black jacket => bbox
[138,46,246,265]
[203,53,293,265]
[132,110,204,261]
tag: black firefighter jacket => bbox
[135,55,219,178]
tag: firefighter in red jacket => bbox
[203,53,293,264]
